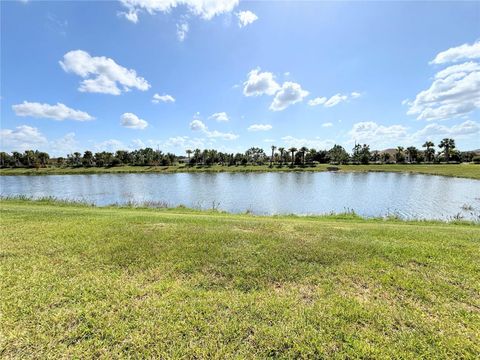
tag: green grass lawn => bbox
[1,199,479,358]
[1,163,479,179]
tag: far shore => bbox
[0,163,479,179]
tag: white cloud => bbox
[60,50,150,95]
[123,10,139,23]
[132,139,146,148]
[433,61,480,79]
[407,41,480,121]
[243,68,280,96]
[209,112,229,122]
[190,119,207,131]
[120,112,148,129]
[152,93,175,103]
[236,10,258,27]
[407,64,480,121]
[176,21,189,41]
[324,94,348,107]
[189,119,238,140]
[348,121,409,147]
[247,124,272,132]
[281,135,335,150]
[308,97,327,106]
[346,120,480,149]
[412,120,480,139]
[92,139,127,152]
[430,40,480,65]
[163,136,204,150]
[0,126,79,156]
[0,125,47,151]
[49,133,78,155]
[321,122,333,128]
[120,0,239,22]
[270,81,309,111]
[308,92,360,107]
[12,101,94,121]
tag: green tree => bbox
[395,147,405,163]
[186,149,193,165]
[328,145,349,164]
[82,151,94,167]
[299,146,308,165]
[406,146,418,163]
[288,147,297,166]
[422,141,435,163]
[278,147,285,166]
[439,138,455,162]
[270,145,276,167]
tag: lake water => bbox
[1,172,480,221]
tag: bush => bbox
[472,156,480,164]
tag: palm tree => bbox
[288,147,297,166]
[278,147,285,166]
[406,146,418,163]
[395,146,405,163]
[186,149,192,165]
[439,138,455,162]
[270,145,276,167]
[422,141,435,162]
[299,146,308,165]
[193,148,201,165]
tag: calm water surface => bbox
[1,172,480,220]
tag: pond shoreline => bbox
[1,163,479,179]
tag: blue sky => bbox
[1,0,479,156]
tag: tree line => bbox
[1,138,479,169]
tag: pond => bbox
[1,172,479,221]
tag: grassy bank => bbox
[1,163,479,179]
[1,199,479,358]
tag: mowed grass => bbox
[1,199,479,358]
[1,163,479,179]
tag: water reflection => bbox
[1,172,479,220]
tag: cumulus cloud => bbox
[407,41,480,121]
[189,119,238,140]
[348,121,408,147]
[92,139,127,152]
[120,0,239,22]
[60,50,150,95]
[243,68,280,96]
[247,124,272,132]
[0,126,79,156]
[430,40,480,65]
[0,125,47,151]
[209,112,229,122]
[163,136,205,149]
[236,10,258,27]
[49,133,79,155]
[12,101,94,121]
[412,120,480,139]
[309,92,360,108]
[152,93,175,103]
[346,120,480,148]
[120,112,148,129]
[321,122,333,128]
[281,135,335,150]
[270,81,309,111]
